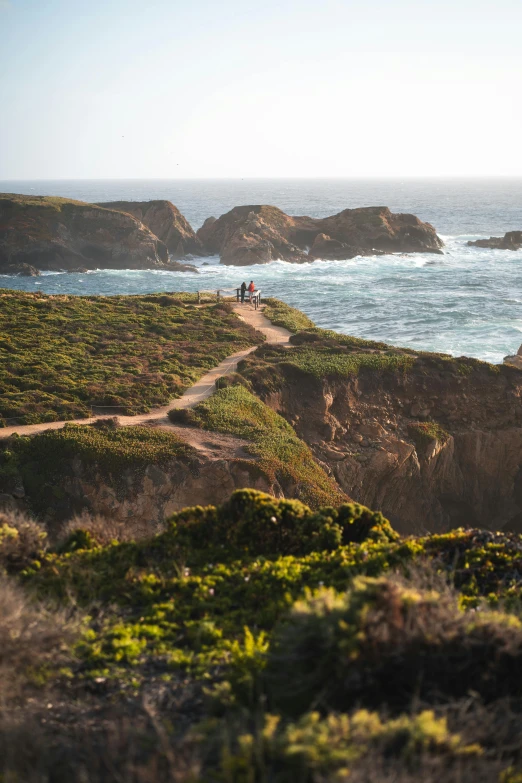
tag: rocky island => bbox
[0,193,444,273]
[467,230,522,250]
[0,194,198,275]
[197,204,444,264]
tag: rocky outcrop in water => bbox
[243,340,522,534]
[0,194,197,274]
[467,231,522,250]
[96,199,206,259]
[196,205,444,265]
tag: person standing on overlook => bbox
[240,281,247,304]
[248,280,255,302]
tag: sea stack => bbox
[196,204,444,265]
[468,231,522,250]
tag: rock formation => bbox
[244,341,522,534]
[467,231,522,250]
[196,204,444,265]
[96,199,206,259]
[0,194,197,274]
[0,427,282,527]
[504,343,522,370]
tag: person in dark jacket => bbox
[240,281,247,304]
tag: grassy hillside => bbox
[0,193,103,211]
[1,490,522,780]
[169,383,346,508]
[0,291,262,425]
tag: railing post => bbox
[197,290,201,305]
[236,288,240,302]
[217,289,220,302]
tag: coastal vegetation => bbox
[169,384,346,508]
[0,291,261,426]
[1,293,522,779]
[1,490,522,780]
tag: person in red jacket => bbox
[248,280,255,302]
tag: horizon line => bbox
[2,175,522,182]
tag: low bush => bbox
[0,509,47,573]
[0,575,77,700]
[408,421,450,448]
[169,489,397,558]
[214,372,252,391]
[268,575,522,716]
[200,707,484,783]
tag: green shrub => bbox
[408,422,450,449]
[214,373,252,391]
[268,576,522,716]
[200,707,483,783]
[169,489,397,558]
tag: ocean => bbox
[1,178,522,363]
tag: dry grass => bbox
[59,510,167,547]
[0,509,47,573]
[0,576,77,701]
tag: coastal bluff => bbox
[197,204,444,265]
[96,199,207,259]
[0,194,195,275]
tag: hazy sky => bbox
[1,0,521,179]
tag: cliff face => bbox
[0,194,189,274]
[96,200,206,259]
[196,204,444,265]
[244,345,522,534]
[0,427,282,529]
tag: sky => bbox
[1,0,522,179]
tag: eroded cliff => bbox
[239,333,522,534]
[0,422,281,531]
[96,199,206,259]
[0,194,194,274]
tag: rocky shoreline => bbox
[1,193,444,274]
[2,192,521,275]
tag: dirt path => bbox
[0,302,292,440]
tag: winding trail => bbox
[0,303,292,441]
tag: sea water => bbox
[1,178,521,363]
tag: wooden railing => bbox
[195,289,262,309]
[235,288,262,309]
